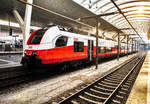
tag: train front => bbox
[21,26,58,67]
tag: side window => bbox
[55,36,68,47]
[98,47,101,53]
[30,29,48,44]
[115,45,118,50]
[106,47,112,53]
[74,41,84,52]
[100,47,105,53]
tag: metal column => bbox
[135,41,136,52]
[131,39,133,52]
[117,32,120,61]
[95,18,99,69]
[23,0,33,55]
[127,35,129,57]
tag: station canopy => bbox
[0,0,150,43]
[73,0,150,42]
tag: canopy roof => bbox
[73,0,150,42]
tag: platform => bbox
[0,59,21,69]
[126,51,150,104]
[0,52,22,63]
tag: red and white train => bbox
[21,26,136,66]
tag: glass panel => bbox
[74,41,84,52]
[55,36,68,47]
[30,29,48,44]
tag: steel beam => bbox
[13,9,24,32]
[131,39,133,52]
[117,32,120,61]
[110,0,145,43]
[79,12,119,20]
[96,17,99,69]
[127,35,129,57]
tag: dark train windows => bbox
[55,36,68,47]
[115,45,118,50]
[106,47,112,53]
[100,47,105,53]
[30,29,48,44]
[98,47,112,53]
[74,41,84,52]
[98,47,101,53]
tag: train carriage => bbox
[21,26,131,66]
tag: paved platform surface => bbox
[0,58,21,69]
[0,51,22,54]
[126,51,150,104]
[0,60,8,65]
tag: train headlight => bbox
[32,51,37,56]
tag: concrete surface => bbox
[126,51,150,104]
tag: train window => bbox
[98,47,101,53]
[55,36,68,47]
[74,41,84,52]
[106,47,112,53]
[30,29,48,44]
[115,45,118,50]
[100,47,105,53]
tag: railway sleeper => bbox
[73,96,97,104]
[71,100,79,104]
[105,77,122,82]
[120,87,129,92]
[90,88,111,96]
[108,74,125,78]
[87,89,110,98]
[101,80,119,86]
[110,73,127,77]
[118,91,126,97]
[111,97,122,104]
[104,78,120,84]
[98,83,117,89]
[122,84,130,88]
[92,86,113,93]
[79,93,105,103]
[94,85,114,92]
[107,76,124,80]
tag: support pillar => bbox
[23,0,33,55]
[117,32,120,61]
[135,41,136,52]
[127,35,129,57]
[131,39,133,52]
[95,17,99,69]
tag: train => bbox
[21,26,136,67]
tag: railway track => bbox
[58,53,146,104]
[0,66,32,88]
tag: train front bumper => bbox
[21,54,41,66]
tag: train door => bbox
[88,40,94,61]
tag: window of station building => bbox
[74,41,84,52]
[30,29,48,44]
[55,36,68,47]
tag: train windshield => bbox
[30,29,48,44]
